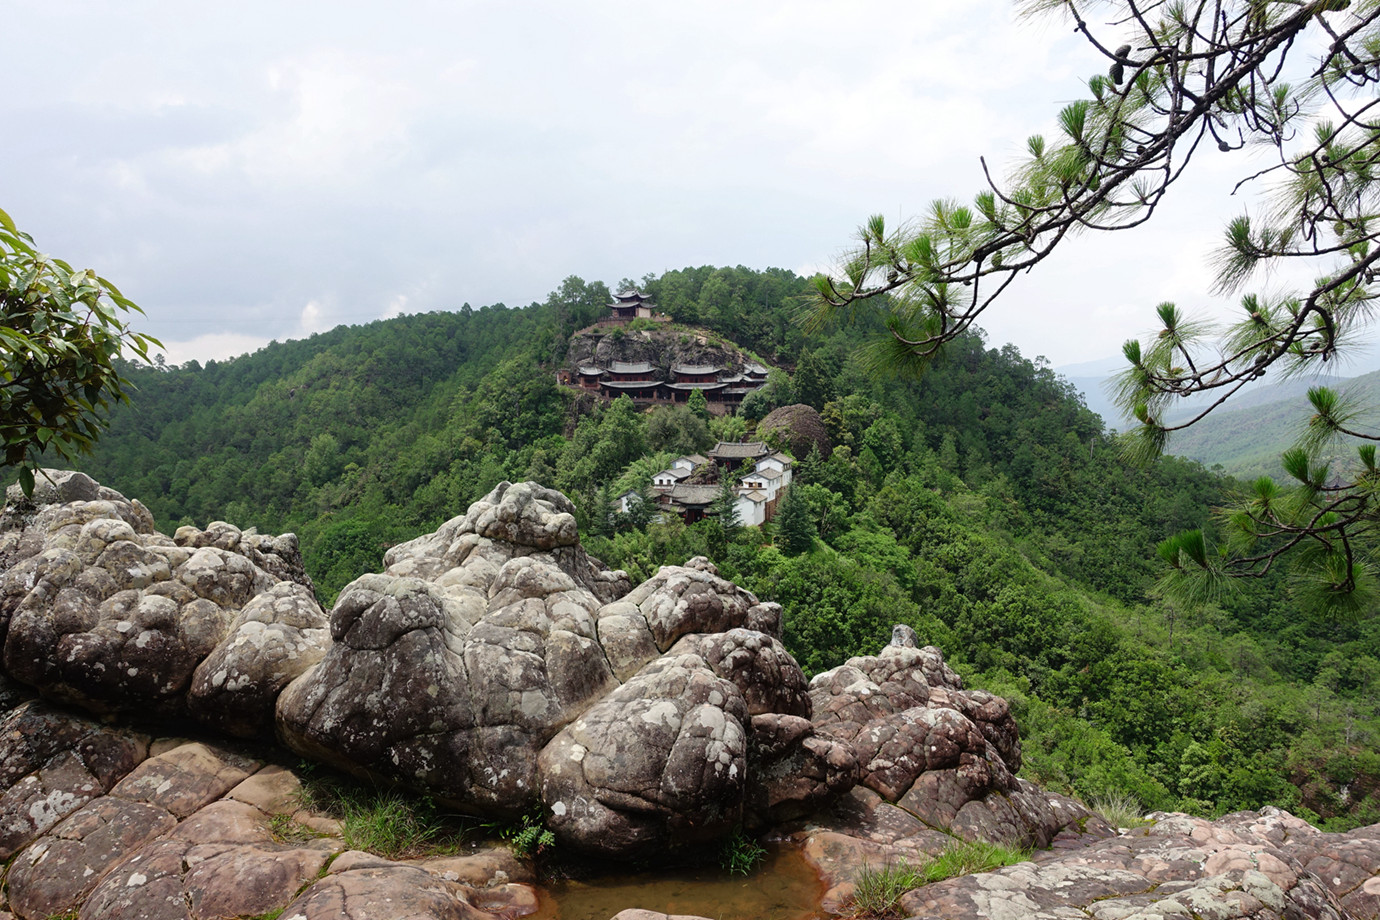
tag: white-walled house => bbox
[652,447,793,525]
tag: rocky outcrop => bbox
[808,624,1078,850]
[0,700,536,920]
[0,472,327,737]
[0,472,1378,919]
[276,482,854,856]
[898,809,1380,920]
[758,404,831,459]
[566,326,760,379]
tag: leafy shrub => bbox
[502,812,555,857]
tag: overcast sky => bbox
[3,1,1316,370]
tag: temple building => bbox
[607,289,668,322]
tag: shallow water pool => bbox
[529,844,828,920]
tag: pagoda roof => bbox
[672,364,721,375]
[606,361,656,374]
[711,441,769,459]
[610,289,657,304]
[576,365,603,376]
[738,490,768,503]
[744,363,770,375]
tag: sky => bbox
[1,1,1324,371]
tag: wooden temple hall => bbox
[574,360,770,406]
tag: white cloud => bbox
[158,332,272,366]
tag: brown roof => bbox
[669,484,721,506]
[711,441,769,459]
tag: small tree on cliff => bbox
[1,208,159,494]
[808,0,1380,617]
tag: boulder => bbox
[809,631,1093,849]
[277,482,631,816]
[758,404,831,459]
[0,472,328,734]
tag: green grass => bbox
[719,826,767,876]
[294,767,472,859]
[847,839,1030,919]
[1089,791,1152,829]
[268,812,324,844]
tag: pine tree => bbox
[775,487,813,556]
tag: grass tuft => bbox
[719,826,767,876]
[1089,791,1152,829]
[294,766,471,859]
[847,839,1030,918]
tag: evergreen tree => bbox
[687,387,710,421]
[808,0,1380,616]
[775,487,813,556]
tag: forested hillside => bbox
[50,266,1380,831]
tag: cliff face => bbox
[566,326,762,375]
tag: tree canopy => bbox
[809,0,1380,616]
[0,208,158,494]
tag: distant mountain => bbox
[1166,368,1380,478]
[1058,353,1366,436]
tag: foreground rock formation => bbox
[0,471,1376,920]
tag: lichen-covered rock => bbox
[0,472,327,735]
[187,581,329,737]
[809,632,1087,849]
[277,482,633,816]
[539,653,751,857]
[898,808,1362,920]
[617,558,779,650]
[0,700,148,861]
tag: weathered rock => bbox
[808,637,1082,849]
[758,403,831,460]
[898,808,1360,920]
[0,472,326,734]
[539,652,750,857]
[80,800,336,920]
[278,861,513,920]
[0,700,148,860]
[187,581,329,737]
[277,482,631,816]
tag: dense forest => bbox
[43,265,1380,832]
